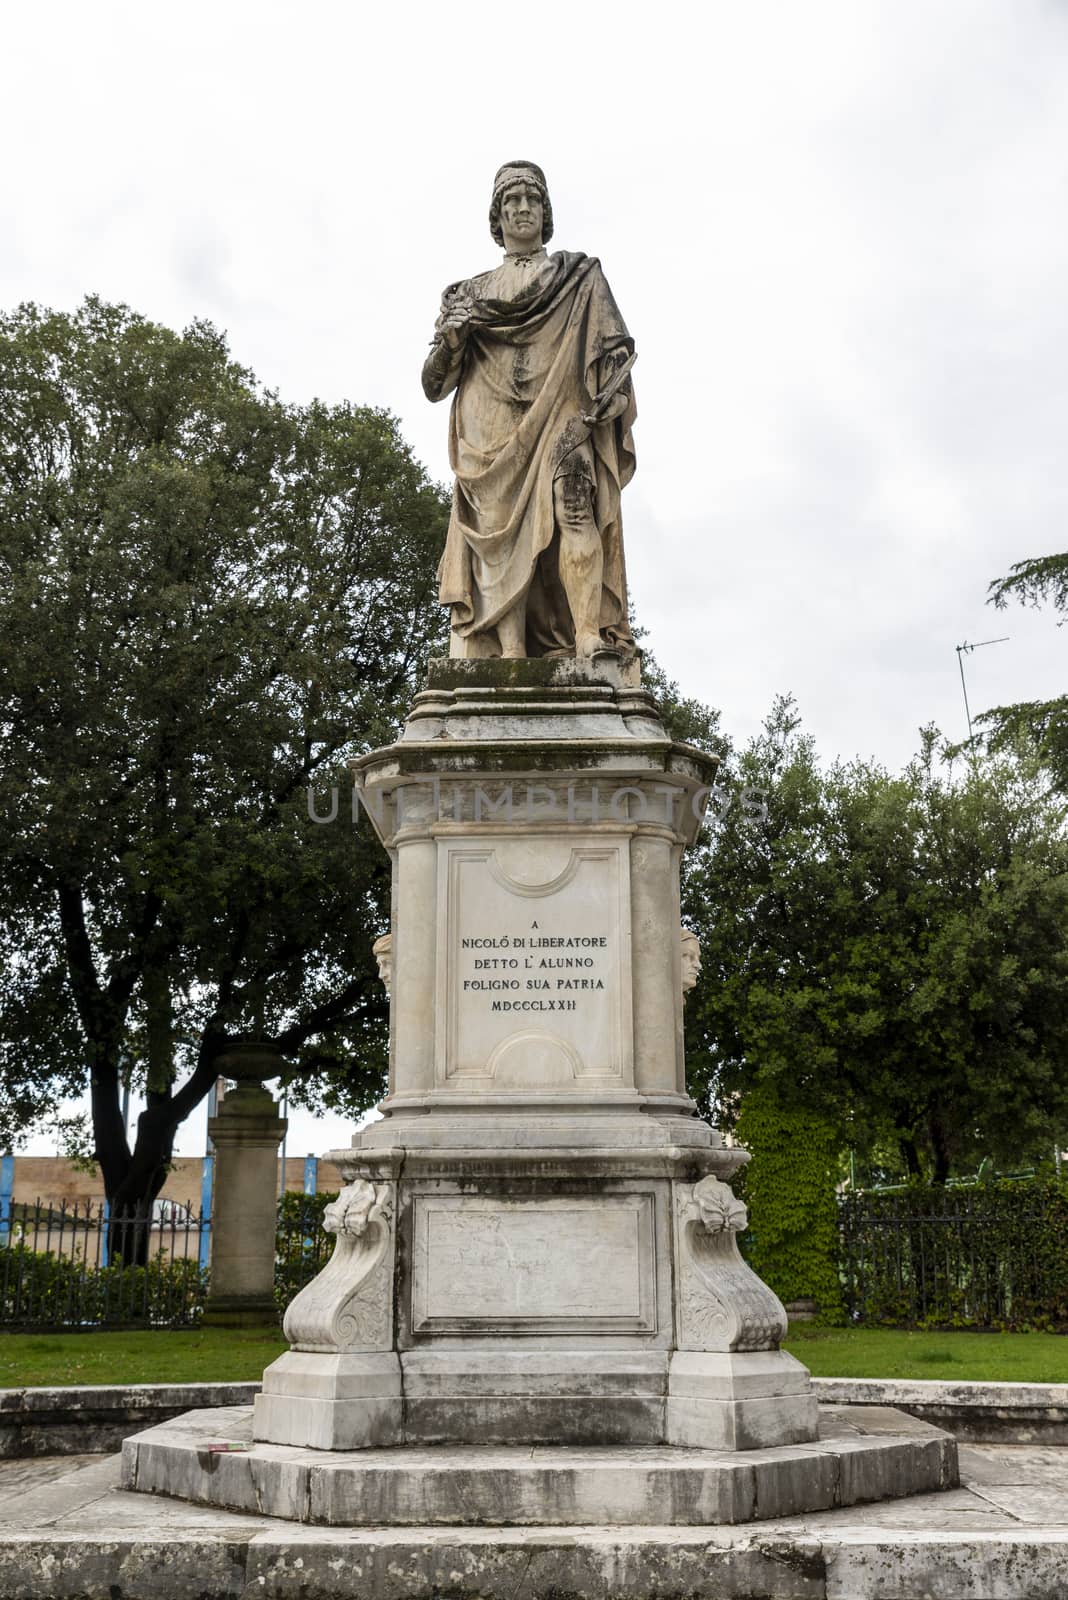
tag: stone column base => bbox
[253,1353,402,1450]
[201,1294,280,1329]
[666,1350,820,1451]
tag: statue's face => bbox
[500,181,544,250]
[680,935,702,992]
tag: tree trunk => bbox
[105,1104,177,1265]
[898,1133,923,1179]
[102,1025,235,1260]
[929,1110,952,1187]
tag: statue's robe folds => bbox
[432,251,636,657]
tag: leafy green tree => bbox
[682,698,1068,1183]
[981,552,1068,789]
[0,297,448,1242]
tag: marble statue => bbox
[681,928,702,995]
[372,933,392,994]
[424,160,637,660]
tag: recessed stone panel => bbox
[411,1193,656,1335]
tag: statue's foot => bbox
[575,631,604,657]
[496,608,527,658]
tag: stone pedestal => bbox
[254,655,818,1450]
[203,1046,288,1328]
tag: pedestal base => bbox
[254,1348,819,1453]
[122,1403,958,1527]
[252,1140,818,1456]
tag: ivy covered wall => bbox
[735,1081,845,1322]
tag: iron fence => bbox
[0,1193,336,1330]
[838,1182,1068,1330]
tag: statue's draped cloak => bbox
[435,251,636,655]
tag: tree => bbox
[0,297,449,1247]
[981,552,1068,790]
[682,698,1068,1183]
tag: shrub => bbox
[0,1242,207,1328]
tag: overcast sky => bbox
[5,0,1066,1163]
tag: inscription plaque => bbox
[436,833,633,1087]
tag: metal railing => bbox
[0,1194,335,1330]
[838,1185,1063,1329]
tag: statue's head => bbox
[489,160,554,249]
[680,928,702,994]
[372,932,392,993]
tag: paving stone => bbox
[245,1525,828,1599]
[0,1531,254,1600]
[0,1455,119,1529]
[967,1483,1068,1525]
[959,1442,1068,1485]
[0,1454,105,1498]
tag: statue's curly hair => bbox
[489,160,554,248]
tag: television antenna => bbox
[955,637,1009,742]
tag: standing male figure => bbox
[424,161,637,660]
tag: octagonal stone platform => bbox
[121,1403,957,1528]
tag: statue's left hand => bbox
[582,390,629,428]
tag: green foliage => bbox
[275,1188,337,1309]
[988,551,1068,617]
[840,1179,1068,1331]
[734,1081,844,1321]
[0,296,449,1207]
[0,1243,207,1328]
[980,549,1068,790]
[683,697,1068,1182]
[641,652,728,757]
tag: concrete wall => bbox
[7,1155,345,1209]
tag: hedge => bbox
[0,1242,208,1328]
[839,1178,1068,1330]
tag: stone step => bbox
[120,1403,956,1528]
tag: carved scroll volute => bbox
[674,1175,788,1353]
[282,1179,396,1354]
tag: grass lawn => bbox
[784,1325,1068,1383]
[0,1327,288,1387]
[0,1324,1065,1388]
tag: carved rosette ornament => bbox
[674,1175,788,1353]
[281,1179,396,1354]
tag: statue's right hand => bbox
[438,314,469,353]
[435,289,475,352]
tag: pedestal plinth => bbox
[203,1046,288,1328]
[254,654,818,1451]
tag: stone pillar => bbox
[391,836,437,1099]
[629,829,680,1099]
[203,1043,287,1328]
